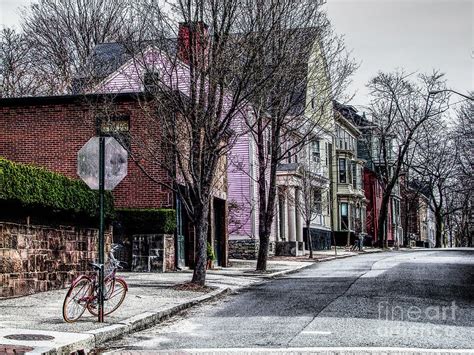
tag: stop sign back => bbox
[77,137,128,190]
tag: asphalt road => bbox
[102,250,474,353]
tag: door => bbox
[176,196,186,268]
[213,198,226,266]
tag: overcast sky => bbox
[1,0,472,108]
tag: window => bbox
[327,193,331,214]
[339,158,346,183]
[313,188,322,215]
[352,161,357,188]
[340,202,349,230]
[325,142,328,166]
[97,115,131,150]
[311,139,320,163]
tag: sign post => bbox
[78,136,128,323]
[98,136,105,322]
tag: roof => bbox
[277,163,301,172]
[0,92,147,107]
[76,27,320,112]
[73,38,178,93]
[333,101,369,126]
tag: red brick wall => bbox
[0,96,172,209]
[363,168,394,244]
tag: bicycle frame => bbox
[63,244,129,322]
[70,265,128,306]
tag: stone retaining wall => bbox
[131,234,175,272]
[229,239,259,259]
[0,222,111,298]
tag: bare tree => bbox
[410,117,460,247]
[0,28,43,97]
[19,0,132,94]
[364,70,449,248]
[87,0,352,283]
[448,97,474,247]
[243,7,357,271]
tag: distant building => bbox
[400,177,436,248]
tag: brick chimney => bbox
[177,22,209,68]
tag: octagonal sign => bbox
[77,137,128,190]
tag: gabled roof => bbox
[76,27,320,115]
[73,38,178,93]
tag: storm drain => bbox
[4,334,55,341]
[0,344,35,354]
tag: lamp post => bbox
[429,89,473,101]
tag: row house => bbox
[346,107,403,247]
[227,31,333,258]
[331,102,367,246]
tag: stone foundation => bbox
[229,239,259,259]
[131,234,175,272]
[0,222,111,298]
[275,241,303,256]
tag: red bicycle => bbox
[62,244,128,322]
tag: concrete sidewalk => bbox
[0,248,380,354]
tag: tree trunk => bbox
[191,202,210,285]
[435,208,443,248]
[256,226,270,271]
[255,122,279,272]
[377,192,391,249]
[306,222,313,259]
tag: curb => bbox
[47,287,230,354]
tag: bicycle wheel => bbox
[88,278,127,316]
[63,277,93,322]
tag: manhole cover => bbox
[0,344,34,353]
[4,334,55,341]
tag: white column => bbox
[280,192,288,241]
[273,194,280,242]
[295,188,304,250]
[287,187,297,242]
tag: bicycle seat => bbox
[89,262,103,271]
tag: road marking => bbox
[300,330,332,335]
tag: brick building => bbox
[0,93,228,271]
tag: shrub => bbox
[0,157,114,219]
[116,208,176,234]
[207,242,216,261]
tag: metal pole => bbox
[98,136,105,323]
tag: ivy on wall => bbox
[0,157,114,219]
